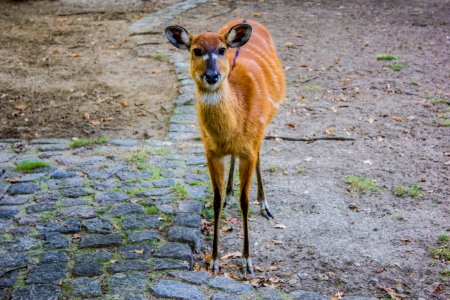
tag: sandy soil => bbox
[0,0,178,139]
[170,0,450,298]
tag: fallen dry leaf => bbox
[252,12,261,17]
[325,128,335,135]
[391,115,403,121]
[378,285,406,299]
[15,104,27,110]
[221,226,233,233]
[272,240,283,245]
[222,251,241,260]
[6,177,20,183]
[118,100,128,108]
[133,249,145,254]
[274,224,287,229]
[287,122,297,128]
[225,217,239,224]
[400,237,411,244]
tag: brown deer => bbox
[165,19,285,276]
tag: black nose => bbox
[204,72,220,84]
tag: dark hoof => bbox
[241,258,255,278]
[261,208,275,220]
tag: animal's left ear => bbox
[226,23,252,48]
[165,25,191,50]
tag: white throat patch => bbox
[199,92,222,105]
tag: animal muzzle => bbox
[203,71,220,85]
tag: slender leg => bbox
[256,152,274,219]
[238,155,257,277]
[206,153,224,274]
[224,154,236,208]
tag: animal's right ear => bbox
[165,25,191,50]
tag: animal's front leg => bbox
[256,151,274,219]
[224,154,236,208]
[206,153,224,274]
[238,155,257,277]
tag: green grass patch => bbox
[189,181,209,186]
[70,136,108,148]
[344,176,378,193]
[173,183,188,198]
[39,211,56,222]
[436,119,450,127]
[438,268,450,283]
[431,234,450,261]
[376,53,397,61]
[304,84,321,91]
[296,165,306,175]
[386,63,406,71]
[202,206,214,221]
[16,160,49,173]
[427,96,450,106]
[393,184,422,198]
[145,206,160,215]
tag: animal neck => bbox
[195,78,240,134]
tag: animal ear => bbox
[165,25,191,50]
[226,23,252,48]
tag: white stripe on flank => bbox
[268,97,280,109]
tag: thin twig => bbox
[299,76,318,83]
[134,103,159,119]
[265,135,355,142]
[57,11,107,16]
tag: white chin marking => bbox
[200,92,221,105]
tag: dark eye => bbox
[193,48,203,56]
[218,48,225,56]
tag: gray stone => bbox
[95,191,129,204]
[12,284,61,300]
[79,156,107,165]
[86,169,113,180]
[119,244,154,260]
[26,263,67,284]
[75,250,112,263]
[156,204,174,215]
[0,270,18,287]
[79,233,122,248]
[34,192,59,203]
[211,292,240,300]
[207,277,253,294]
[57,205,96,218]
[26,203,56,213]
[108,260,149,273]
[36,219,80,234]
[60,197,88,207]
[82,218,113,234]
[124,295,148,300]
[290,291,328,300]
[30,138,68,145]
[48,177,85,190]
[0,153,15,164]
[106,203,144,216]
[50,170,76,179]
[41,251,68,264]
[155,160,183,169]
[110,139,139,147]
[174,213,201,228]
[12,236,40,251]
[0,253,28,277]
[17,215,39,225]
[186,185,208,199]
[259,287,282,300]
[184,174,208,184]
[152,258,190,271]
[154,242,193,267]
[91,180,116,191]
[72,262,103,277]
[60,187,92,198]
[116,171,147,181]
[167,226,200,252]
[122,215,160,230]
[186,156,206,166]
[136,188,173,198]
[128,230,159,243]
[153,178,178,188]
[170,271,209,285]
[0,207,19,219]
[71,278,102,297]
[43,232,70,249]
[0,196,29,206]
[151,279,203,300]
[37,144,68,152]
[18,173,47,182]
[109,272,147,295]
[7,182,39,195]
[178,200,203,214]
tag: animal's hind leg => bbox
[256,152,274,219]
[224,155,236,208]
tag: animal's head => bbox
[165,23,252,91]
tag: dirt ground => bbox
[169,0,450,299]
[0,0,178,139]
[1,0,449,299]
